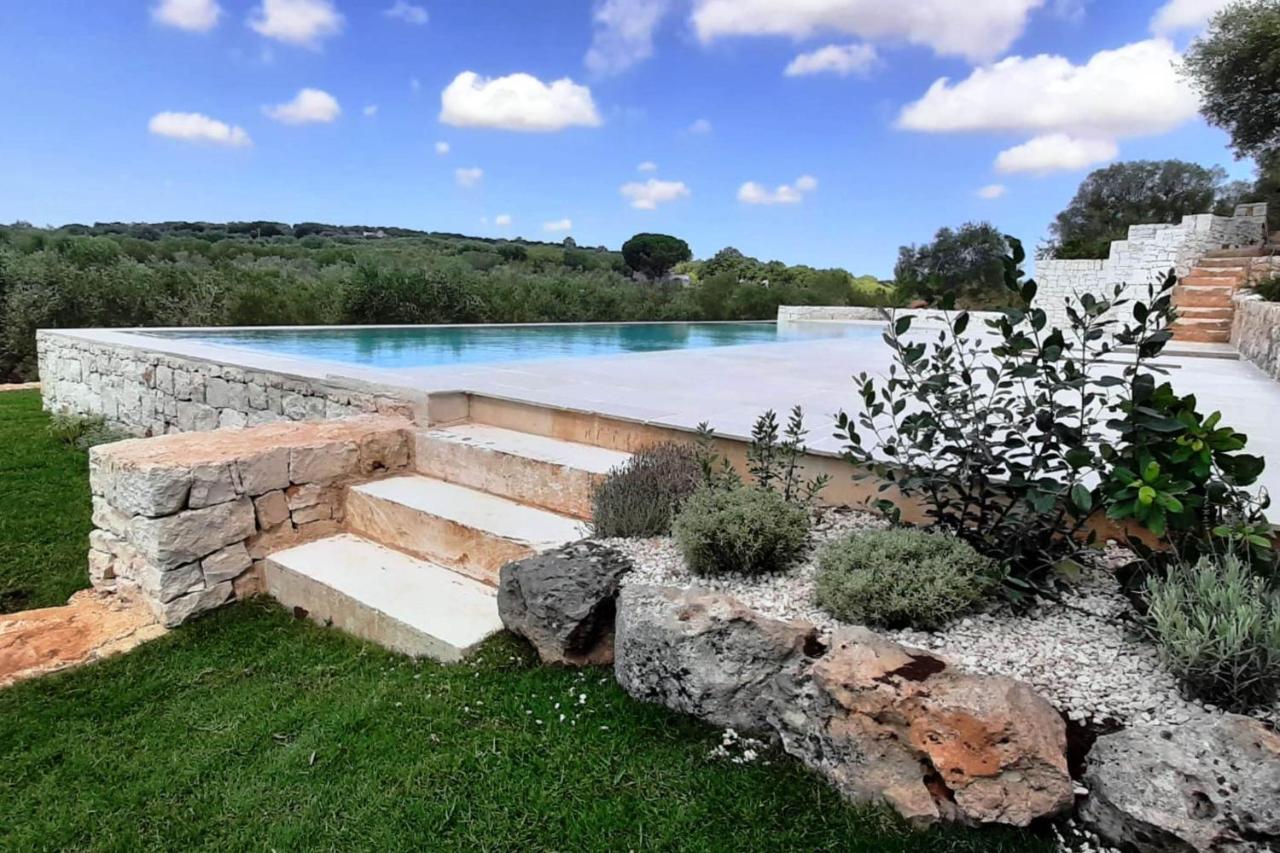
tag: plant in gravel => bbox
[1145,551,1280,712]
[45,412,125,450]
[815,529,1004,630]
[673,485,810,576]
[694,406,828,506]
[590,441,702,538]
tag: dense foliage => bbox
[1254,274,1280,301]
[1047,161,1242,259]
[815,529,1003,630]
[0,222,879,383]
[620,233,692,279]
[672,485,810,577]
[590,442,702,538]
[893,222,1014,309]
[1146,552,1280,712]
[1183,0,1280,164]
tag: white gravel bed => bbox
[604,509,1278,730]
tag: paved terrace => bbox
[44,324,1280,500]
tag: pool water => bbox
[152,322,881,370]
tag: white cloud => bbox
[363,104,378,117]
[637,160,658,172]
[384,1,428,25]
[455,167,484,188]
[439,71,602,132]
[620,178,690,210]
[152,0,222,32]
[495,213,513,226]
[994,133,1118,174]
[691,0,1043,64]
[897,39,1198,139]
[737,175,818,205]
[263,88,341,124]
[543,218,573,232]
[435,140,450,155]
[248,0,343,48]
[976,183,1008,199]
[784,43,877,77]
[148,111,251,147]
[687,118,712,134]
[585,0,672,75]
[1151,0,1234,34]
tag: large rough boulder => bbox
[497,541,632,665]
[770,627,1074,827]
[1081,714,1280,852]
[614,584,822,734]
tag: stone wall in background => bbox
[1034,203,1269,331]
[1232,294,1280,379]
[88,416,414,625]
[37,331,419,437]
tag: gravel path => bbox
[604,508,1277,730]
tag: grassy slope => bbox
[0,391,1051,852]
[0,390,92,611]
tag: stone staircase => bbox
[1171,236,1280,343]
[263,423,629,661]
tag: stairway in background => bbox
[1171,235,1279,343]
[264,423,629,661]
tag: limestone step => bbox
[1171,324,1232,343]
[1173,286,1235,308]
[263,533,503,663]
[1175,306,1234,322]
[1195,258,1257,270]
[415,423,629,520]
[1202,246,1265,259]
[345,475,587,585]
[1179,273,1242,287]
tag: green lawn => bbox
[0,390,1052,851]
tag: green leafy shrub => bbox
[693,406,829,506]
[590,442,702,538]
[672,486,809,576]
[1253,274,1280,302]
[46,413,126,450]
[1145,552,1280,712]
[815,529,1003,630]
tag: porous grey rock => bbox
[130,497,256,570]
[613,584,821,734]
[137,560,203,604]
[153,580,234,627]
[290,442,358,484]
[188,462,239,509]
[1081,715,1280,852]
[201,542,253,584]
[253,490,290,529]
[96,454,191,517]
[498,541,633,665]
[236,447,289,495]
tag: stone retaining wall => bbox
[88,416,414,625]
[37,331,419,437]
[1232,293,1280,379]
[777,305,1003,326]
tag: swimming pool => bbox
[149,322,882,370]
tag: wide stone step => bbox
[345,476,587,585]
[1179,273,1242,287]
[415,423,629,520]
[1175,306,1234,321]
[1173,286,1235,308]
[1202,247,1265,259]
[263,533,503,662]
[1194,258,1256,270]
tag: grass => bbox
[0,390,93,612]
[0,390,1053,851]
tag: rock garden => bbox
[499,253,1280,853]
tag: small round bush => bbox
[672,486,810,576]
[590,442,702,538]
[815,529,1002,630]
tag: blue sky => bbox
[0,0,1252,276]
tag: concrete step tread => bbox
[1180,275,1241,285]
[1176,307,1233,317]
[266,533,502,655]
[350,475,586,549]
[425,423,630,474]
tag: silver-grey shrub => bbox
[1145,553,1280,712]
[815,529,1003,630]
[590,442,702,538]
[673,486,809,576]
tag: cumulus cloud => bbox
[495,213,513,226]
[637,160,657,172]
[263,88,341,124]
[585,0,672,75]
[435,140,450,155]
[249,0,343,48]
[1150,0,1234,34]
[737,175,818,205]
[976,183,1007,199]
[995,134,1118,174]
[148,111,251,147]
[384,1,428,25]
[620,178,690,210]
[897,39,1198,139]
[152,0,222,32]
[455,167,484,188]
[439,71,602,132]
[687,118,712,135]
[784,43,877,77]
[543,218,573,232]
[691,0,1043,64]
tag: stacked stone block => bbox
[1232,294,1280,378]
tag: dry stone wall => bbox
[1232,294,1280,379]
[88,416,414,626]
[38,331,419,437]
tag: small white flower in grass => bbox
[558,714,566,723]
